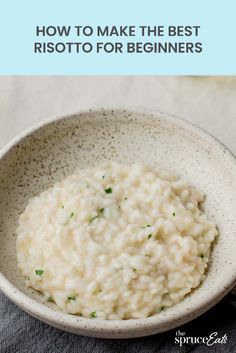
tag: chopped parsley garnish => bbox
[105,187,112,194]
[200,254,204,258]
[142,224,151,228]
[160,306,165,311]
[148,234,152,239]
[67,295,76,301]
[64,212,75,225]
[172,212,176,216]
[89,215,98,223]
[90,311,97,318]
[124,197,128,200]
[89,209,105,223]
[132,267,137,272]
[61,205,64,209]
[102,175,105,179]
[47,296,53,302]
[35,269,44,276]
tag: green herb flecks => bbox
[105,187,112,194]
[61,205,64,209]
[132,267,137,272]
[172,212,176,216]
[89,215,98,223]
[89,208,105,223]
[67,295,76,301]
[142,224,152,229]
[35,269,44,276]
[200,254,204,258]
[102,175,105,179]
[124,197,128,200]
[90,311,97,318]
[148,234,152,240]
[47,296,54,302]
[64,211,75,225]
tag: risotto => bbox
[16,162,218,320]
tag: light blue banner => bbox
[0,0,235,74]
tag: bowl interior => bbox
[1,108,236,338]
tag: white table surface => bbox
[0,76,235,154]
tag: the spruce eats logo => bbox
[175,330,227,347]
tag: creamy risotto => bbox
[16,162,218,320]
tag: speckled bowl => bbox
[0,108,236,338]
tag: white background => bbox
[0,76,235,154]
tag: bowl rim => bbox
[1,106,236,337]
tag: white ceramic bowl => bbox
[1,108,236,338]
